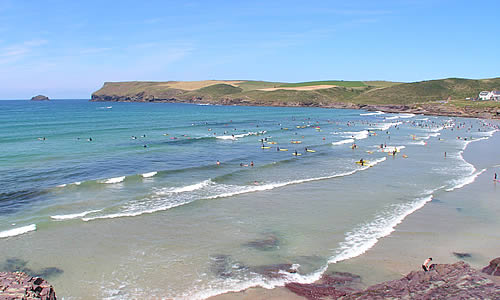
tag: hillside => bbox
[91,78,500,119]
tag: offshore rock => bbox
[482,257,500,276]
[0,271,56,299]
[30,95,50,101]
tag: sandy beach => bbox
[210,126,500,299]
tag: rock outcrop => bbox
[286,261,500,300]
[0,271,56,299]
[482,257,500,276]
[30,95,50,101]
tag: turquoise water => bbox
[0,100,497,299]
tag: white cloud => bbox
[0,39,48,64]
[80,47,111,54]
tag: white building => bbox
[491,90,500,101]
[478,91,492,100]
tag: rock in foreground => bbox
[482,257,500,276]
[30,95,50,101]
[0,271,56,300]
[286,261,500,300]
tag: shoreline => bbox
[208,129,500,299]
[89,98,500,120]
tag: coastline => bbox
[209,129,500,299]
[90,97,500,120]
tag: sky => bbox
[0,0,499,99]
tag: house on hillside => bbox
[479,91,492,100]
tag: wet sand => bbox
[210,129,500,299]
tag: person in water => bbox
[422,257,433,272]
[359,159,364,166]
[216,160,220,166]
[250,161,254,167]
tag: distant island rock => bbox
[31,95,50,101]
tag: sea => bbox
[0,99,498,299]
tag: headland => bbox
[91,78,500,119]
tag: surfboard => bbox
[261,146,271,149]
[292,153,302,156]
[306,149,316,153]
[279,149,288,151]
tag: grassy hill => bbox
[91,78,500,117]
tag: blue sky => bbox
[0,0,499,99]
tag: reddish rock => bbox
[0,271,56,300]
[285,272,361,300]
[482,257,500,276]
[343,262,499,299]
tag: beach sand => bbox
[210,129,500,299]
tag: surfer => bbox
[216,160,220,166]
[495,173,497,181]
[359,159,364,166]
[422,257,433,272]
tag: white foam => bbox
[332,138,355,146]
[360,111,384,116]
[384,116,399,120]
[84,159,388,222]
[0,224,36,238]
[398,113,416,118]
[344,130,369,140]
[209,158,387,200]
[100,176,126,184]
[216,132,261,140]
[56,184,67,188]
[445,168,486,192]
[142,172,157,178]
[51,209,102,221]
[410,140,427,146]
[380,146,406,152]
[328,194,433,264]
[368,122,402,131]
[166,180,212,194]
[429,126,444,133]
[186,184,431,300]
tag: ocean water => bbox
[0,100,498,299]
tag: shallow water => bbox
[0,100,497,299]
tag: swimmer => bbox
[143,144,147,148]
[250,161,254,167]
[216,160,220,166]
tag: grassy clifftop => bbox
[91,78,500,118]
